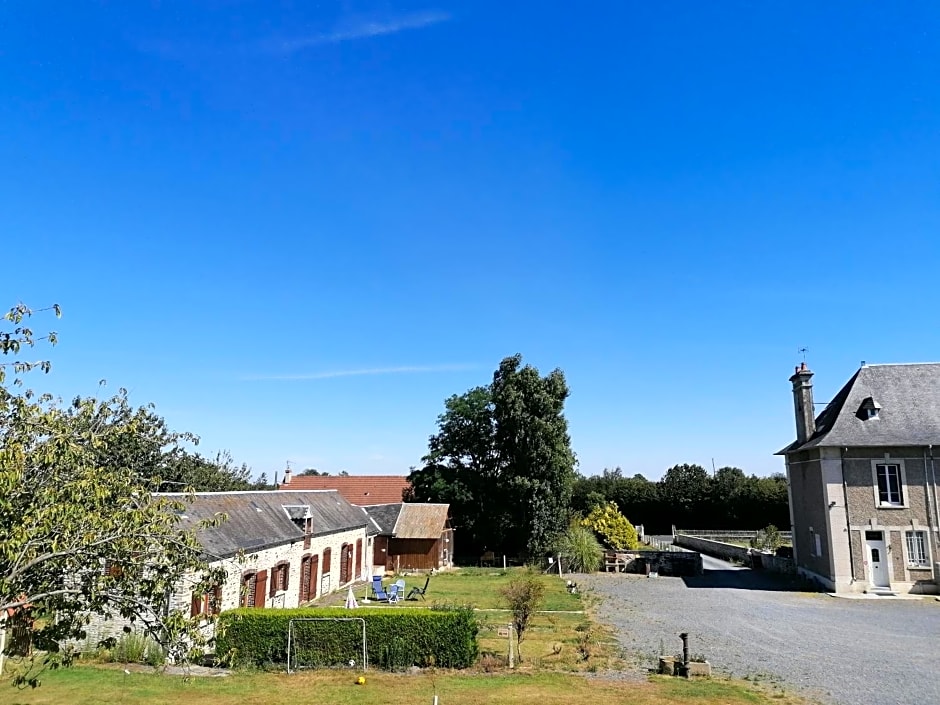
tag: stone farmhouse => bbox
[779,362,940,594]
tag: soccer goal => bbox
[287,618,367,674]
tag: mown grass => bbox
[3,666,809,705]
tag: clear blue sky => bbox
[3,2,939,480]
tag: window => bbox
[876,464,903,506]
[906,531,929,567]
[242,571,267,608]
[814,533,823,557]
[269,562,290,597]
[191,585,222,617]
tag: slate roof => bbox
[364,503,403,534]
[279,475,411,505]
[361,502,449,539]
[780,363,940,453]
[160,490,372,560]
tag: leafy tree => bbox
[582,502,639,550]
[556,523,603,573]
[499,570,545,662]
[410,355,576,560]
[491,355,577,558]
[0,303,60,385]
[658,463,711,526]
[1,304,223,686]
[0,389,225,687]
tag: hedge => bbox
[215,607,479,670]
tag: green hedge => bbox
[215,607,479,670]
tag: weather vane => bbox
[798,347,809,363]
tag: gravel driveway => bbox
[581,562,940,705]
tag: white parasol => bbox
[344,586,359,609]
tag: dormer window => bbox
[856,397,881,420]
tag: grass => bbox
[3,666,810,705]
[2,568,811,704]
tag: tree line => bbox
[572,465,790,536]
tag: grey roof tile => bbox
[782,363,940,452]
[160,490,370,559]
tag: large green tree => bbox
[409,355,576,559]
[0,306,224,686]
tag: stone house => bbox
[82,490,376,646]
[364,503,454,574]
[778,362,940,594]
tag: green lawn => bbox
[2,666,808,705]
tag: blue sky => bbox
[3,2,939,480]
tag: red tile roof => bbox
[279,475,410,506]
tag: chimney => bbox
[282,466,292,486]
[789,362,816,444]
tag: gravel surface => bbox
[581,564,940,705]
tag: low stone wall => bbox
[632,550,703,577]
[674,534,750,562]
[675,535,795,575]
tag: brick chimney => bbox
[789,362,816,444]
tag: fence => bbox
[674,529,792,542]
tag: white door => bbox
[865,531,890,588]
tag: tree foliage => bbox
[572,465,790,534]
[408,355,576,559]
[0,389,225,686]
[0,303,61,385]
[581,501,639,550]
[1,304,230,687]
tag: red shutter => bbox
[190,592,202,617]
[254,570,268,608]
[323,548,331,574]
[212,585,222,615]
[283,563,290,591]
[269,566,278,597]
[311,555,319,599]
[355,539,363,579]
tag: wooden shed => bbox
[365,503,453,574]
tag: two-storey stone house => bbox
[778,362,940,594]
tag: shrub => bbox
[750,524,783,551]
[106,633,166,667]
[556,524,603,572]
[581,502,639,550]
[499,569,545,663]
[215,607,478,670]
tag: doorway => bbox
[865,530,890,588]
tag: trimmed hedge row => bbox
[215,607,479,670]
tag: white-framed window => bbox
[906,531,929,567]
[874,462,905,507]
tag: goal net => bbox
[287,618,367,673]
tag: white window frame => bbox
[905,530,929,568]
[871,459,908,508]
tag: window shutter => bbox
[311,555,319,599]
[323,548,331,574]
[190,592,202,618]
[212,585,222,614]
[254,570,268,608]
[355,539,363,579]
[269,566,278,597]
[283,564,290,590]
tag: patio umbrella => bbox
[344,586,359,609]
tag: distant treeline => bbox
[573,464,790,535]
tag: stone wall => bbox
[674,534,750,562]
